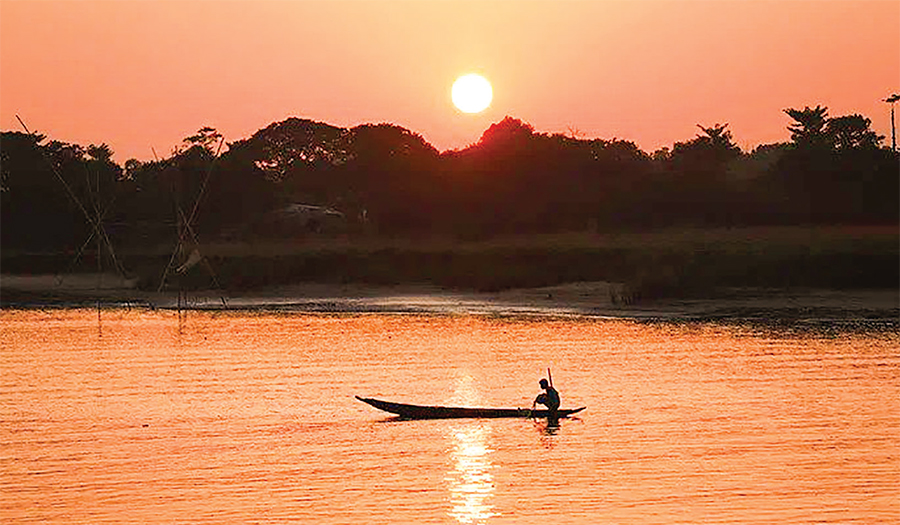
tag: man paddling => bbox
[533,378,560,417]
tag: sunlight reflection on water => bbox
[449,372,483,407]
[447,424,496,524]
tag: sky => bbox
[1,0,898,162]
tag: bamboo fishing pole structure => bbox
[15,115,130,336]
[15,116,128,280]
[155,136,229,309]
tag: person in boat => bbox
[533,378,560,415]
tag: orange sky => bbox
[1,0,898,162]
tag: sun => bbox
[452,73,492,114]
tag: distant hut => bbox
[257,203,346,236]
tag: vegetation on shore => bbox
[3,226,895,303]
[2,105,897,301]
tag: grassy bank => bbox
[3,225,897,300]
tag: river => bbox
[1,309,897,524]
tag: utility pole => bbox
[886,94,900,152]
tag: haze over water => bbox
[2,309,898,523]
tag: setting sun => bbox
[451,74,492,114]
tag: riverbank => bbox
[4,226,898,297]
[3,226,897,323]
[2,276,897,325]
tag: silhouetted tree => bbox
[785,105,830,148]
[769,106,896,223]
[671,124,741,168]
[662,123,743,224]
[3,105,896,255]
[342,123,440,232]
[0,132,122,251]
[228,118,349,183]
[1,132,65,249]
[478,116,535,150]
[825,114,884,150]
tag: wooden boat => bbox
[356,396,586,420]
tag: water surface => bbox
[2,310,898,523]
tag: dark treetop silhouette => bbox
[2,107,897,295]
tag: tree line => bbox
[2,105,897,252]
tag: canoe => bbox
[356,396,586,420]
